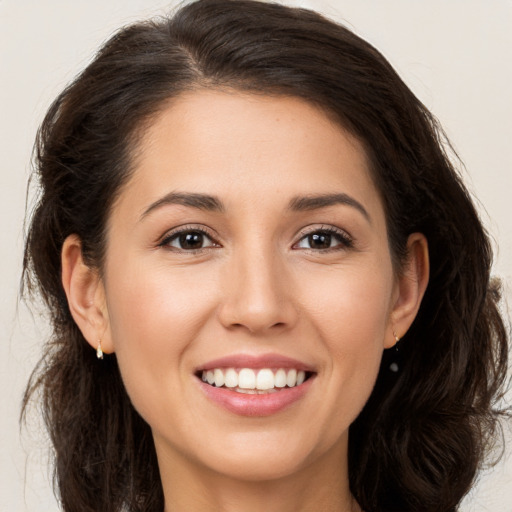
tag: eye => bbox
[294,227,353,251]
[161,228,218,251]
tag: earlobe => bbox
[386,233,429,348]
[61,235,113,354]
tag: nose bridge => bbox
[218,236,296,333]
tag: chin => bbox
[205,451,311,482]
[188,429,339,483]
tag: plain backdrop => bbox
[1,0,511,510]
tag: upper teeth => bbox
[201,368,306,390]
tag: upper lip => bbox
[196,353,316,373]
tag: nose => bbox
[217,245,298,335]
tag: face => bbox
[99,90,402,482]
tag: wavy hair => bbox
[22,1,510,511]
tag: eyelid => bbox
[158,224,221,250]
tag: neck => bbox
[157,438,361,512]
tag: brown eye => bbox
[307,233,332,249]
[295,228,353,251]
[164,230,217,251]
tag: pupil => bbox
[180,232,203,249]
[309,233,331,249]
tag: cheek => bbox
[106,257,216,338]
[304,262,393,343]
[103,259,217,407]
[301,262,393,398]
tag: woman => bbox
[21,0,510,510]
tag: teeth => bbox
[238,368,256,389]
[224,368,238,388]
[236,388,279,394]
[256,369,274,390]
[213,369,224,387]
[200,367,309,391]
[286,369,297,387]
[274,368,287,388]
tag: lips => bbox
[195,353,316,416]
[197,353,315,373]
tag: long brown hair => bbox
[22,1,510,511]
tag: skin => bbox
[62,90,429,512]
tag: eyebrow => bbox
[141,191,225,219]
[141,191,370,223]
[288,193,371,223]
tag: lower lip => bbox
[198,377,315,417]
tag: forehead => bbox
[116,90,384,223]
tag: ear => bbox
[385,233,429,348]
[61,234,113,354]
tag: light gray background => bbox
[1,1,511,510]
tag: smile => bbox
[196,354,316,416]
[200,368,310,393]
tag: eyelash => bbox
[293,225,354,252]
[158,225,220,253]
[158,225,354,253]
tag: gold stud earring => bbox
[393,331,400,351]
[96,340,104,360]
